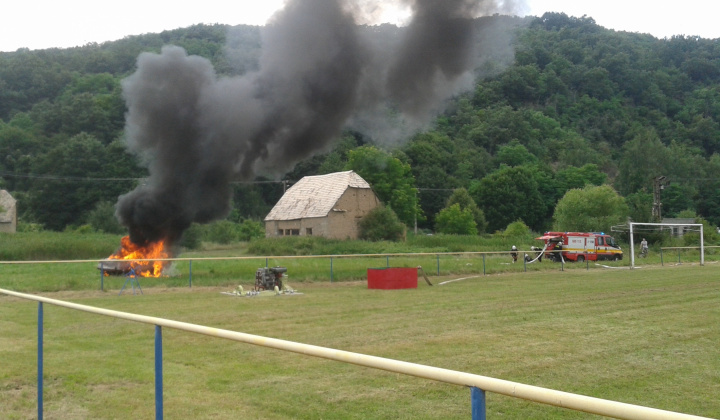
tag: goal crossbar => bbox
[628,222,704,268]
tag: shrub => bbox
[358,206,405,242]
[179,223,203,250]
[238,219,265,241]
[435,204,477,235]
[203,220,239,244]
[87,201,125,234]
[503,220,532,237]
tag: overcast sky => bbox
[1,0,717,53]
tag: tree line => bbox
[2,14,720,238]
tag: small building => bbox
[661,218,696,237]
[264,171,380,240]
[0,190,17,233]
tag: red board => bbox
[367,267,418,289]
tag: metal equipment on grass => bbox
[255,266,286,291]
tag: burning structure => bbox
[109,0,521,260]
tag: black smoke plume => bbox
[116,0,522,247]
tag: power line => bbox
[0,171,140,182]
[0,171,292,186]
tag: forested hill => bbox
[1,13,719,234]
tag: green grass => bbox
[1,262,719,419]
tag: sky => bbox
[1,0,717,53]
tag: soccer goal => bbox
[623,222,704,268]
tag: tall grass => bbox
[248,232,542,255]
[0,232,122,261]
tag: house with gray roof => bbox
[0,190,17,233]
[264,171,380,240]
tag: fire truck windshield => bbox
[606,236,619,248]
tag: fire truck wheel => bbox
[613,254,621,261]
[577,255,585,263]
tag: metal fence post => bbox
[38,302,44,420]
[523,254,527,272]
[100,266,104,291]
[471,387,486,420]
[678,249,681,264]
[483,254,486,275]
[155,325,163,420]
[188,260,192,288]
[386,255,389,268]
[661,248,664,266]
[330,257,334,283]
[436,254,440,276]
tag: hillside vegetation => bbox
[1,14,720,236]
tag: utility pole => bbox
[652,176,667,221]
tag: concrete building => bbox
[264,171,380,240]
[0,190,17,233]
[661,218,696,237]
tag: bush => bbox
[503,220,532,237]
[238,219,265,241]
[435,204,477,235]
[87,201,125,234]
[179,223,203,250]
[203,220,239,244]
[358,206,405,242]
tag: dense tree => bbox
[553,185,629,232]
[445,188,487,234]
[469,165,546,233]
[346,146,420,227]
[3,17,720,233]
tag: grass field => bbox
[1,258,719,419]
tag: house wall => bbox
[265,217,329,238]
[0,191,17,234]
[326,187,379,240]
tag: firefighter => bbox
[510,245,518,263]
[640,238,648,258]
[531,245,543,262]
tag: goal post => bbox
[628,222,704,268]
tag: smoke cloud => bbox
[116,0,523,246]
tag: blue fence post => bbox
[330,257,334,283]
[188,260,192,288]
[471,387,486,420]
[436,254,440,276]
[155,325,163,420]
[38,302,44,420]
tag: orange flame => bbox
[108,236,169,277]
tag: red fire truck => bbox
[536,231,623,262]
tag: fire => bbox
[107,236,169,277]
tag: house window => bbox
[277,229,284,236]
[290,229,300,236]
[306,228,313,235]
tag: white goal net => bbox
[618,222,705,268]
